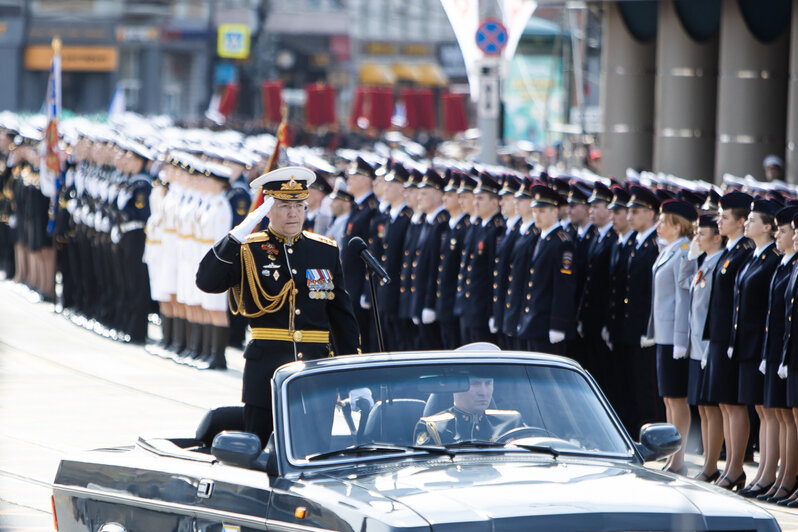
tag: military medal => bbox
[307,269,334,300]
[721,258,730,274]
[273,271,280,281]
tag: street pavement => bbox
[1,278,797,530]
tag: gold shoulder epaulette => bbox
[741,240,753,250]
[245,231,270,243]
[681,242,689,251]
[422,412,455,423]
[303,230,338,247]
[437,212,448,223]
[557,230,569,242]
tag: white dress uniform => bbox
[198,191,232,312]
[143,180,168,302]
[159,181,182,299]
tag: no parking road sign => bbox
[475,18,508,56]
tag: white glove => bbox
[640,336,656,348]
[701,355,708,370]
[229,197,274,242]
[779,364,789,379]
[348,387,374,412]
[549,330,565,344]
[687,237,702,260]
[421,308,436,324]
[489,317,498,334]
[7,214,16,229]
[577,321,584,338]
[727,347,734,359]
[758,359,767,375]
[673,345,687,360]
[411,316,420,325]
[110,226,121,244]
[359,294,371,310]
[66,198,77,214]
[601,326,612,350]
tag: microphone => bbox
[348,236,391,284]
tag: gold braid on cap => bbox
[228,243,297,322]
[262,176,309,201]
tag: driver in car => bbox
[414,376,522,445]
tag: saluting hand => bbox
[229,197,274,242]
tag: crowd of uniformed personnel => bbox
[9,111,798,499]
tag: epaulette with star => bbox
[303,230,338,247]
[436,211,449,224]
[245,231,270,243]
[366,197,380,210]
[557,229,570,242]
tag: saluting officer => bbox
[340,156,380,352]
[196,166,361,445]
[436,172,470,349]
[516,184,575,354]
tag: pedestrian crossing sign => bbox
[218,24,250,59]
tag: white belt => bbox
[120,221,145,233]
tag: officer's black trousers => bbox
[439,318,461,349]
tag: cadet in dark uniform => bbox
[577,182,616,386]
[502,177,539,349]
[341,157,380,352]
[620,185,662,436]
[410,168,448,349]
[454,173,479,344]
[196,166,361,445]
[461,172,505,343]
[517,185,575,354]
[726,199,781,494]
[226,172,253,349]
[436,172,470,349]
[703,191,753,491]
[492,176,521,349]
[398,170,422,349]
[376,163,412,351]
[413,374,522,445]
[778,214,798,507]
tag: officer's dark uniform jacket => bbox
[377,204,412,314]
[398,215,423,321]
[492,219,521,336]
[461,212,505,328]
[502,221,540,337]
[436,213,470,323]
[729,242,781,361]
[341,192,379,308]
[517,225,576,340]
[454,216,479,320]
[781,264,798,369]
[703,237,754,346]
[578,224,618,337]
[574,223,599,302]
[763,254,798,366]
[196,227,360,407]
[606,232,635,344]
[617,229,659,345]
[413,406,523,446]
[410,207,450,318]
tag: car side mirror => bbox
[636,423,681,462]
[211,431,262,468]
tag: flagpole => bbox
[45,36,62,235]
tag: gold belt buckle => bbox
[292,330,303,342]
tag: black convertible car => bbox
[51,346,780,531]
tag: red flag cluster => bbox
[401,88,435,131]
[218,82,240,118]
[261,80,283,124]
[305,83,336,127]
[441,92,468,135]
[350,87,394,130]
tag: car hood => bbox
[310,457,778,531]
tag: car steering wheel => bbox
[496,426,553,443]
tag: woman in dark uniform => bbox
[726,200,780,491]
[742,206,798,501]
[648,200,696,474]
[703,191,753,491]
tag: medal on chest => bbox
[307,269,335,300]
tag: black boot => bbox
[168,317,186,355]
[159,316,173,349]
[202,326,228,370]
[190,324,213,368]
[179,321,202,363]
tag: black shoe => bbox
[741,482,773,498]
[694,470,720,483]
[765,484,797,504]
[782,497,798,508]
[664,465,687,476]
[717,472,746,491]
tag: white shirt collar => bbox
[379,200,390,213]
[726,235,743,251]
[354,192,371,205]
[481,213,499,227]
[753,241,774,258]
[617,230,633,245]
[520,218,535,233]
[704,248,723,262]
[389,202,406,221]
[539,224,559,240]
[449,213,466,229]
[577,222,593,238]
[470,215,479,224]
[505,215,521,232]
[598,221,614,239]
[635,224,657,248]
[411,212,424,223]
[425,205,446,223]
[782,252,795,265]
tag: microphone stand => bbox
[366,271,386,352]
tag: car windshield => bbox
[282,361,633,463]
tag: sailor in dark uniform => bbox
[196,166,361,445]
[702,191,754,491]
[341,156,380,352]
[410,168,449,349]
[436,172,470,349]
[453,173,479,344]
[461,172,505,343]
[413,374,522,445]
[577,181,617,385]
[492,176,521,349]
[225,172,253,349]
[376,163,412,351]
[398,170,423,349]
[502,177,539,349]
[516,185,575,354]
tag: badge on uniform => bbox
[721,258,730,274]
[560,251,573,275]
[307,269,335,300]
[477,240,485,255]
